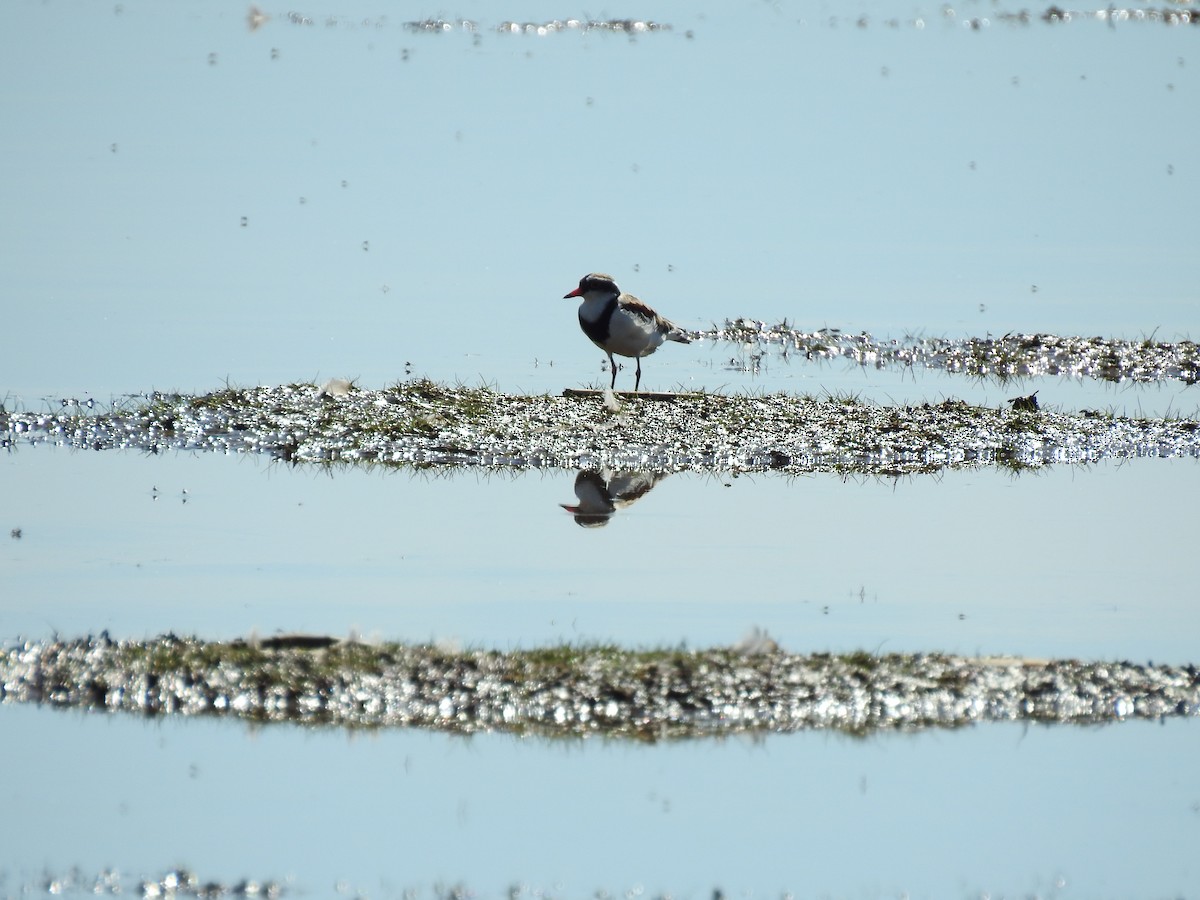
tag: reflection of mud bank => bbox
[4,380,1199,476]
[3,635,1197,739]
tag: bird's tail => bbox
[665,321,692,344]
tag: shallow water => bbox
[3,0,1199,894]
[2,703,1198,898]
[3,3,1198,402]
[4,445,1198,662]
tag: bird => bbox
[559,469,669,527]
[563,273,691,392]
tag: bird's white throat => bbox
[575,292,616,324]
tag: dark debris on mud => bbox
[4,376,1199,477]
[2,635,1197,740]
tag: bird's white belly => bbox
[599,309,666,358]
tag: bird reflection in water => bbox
[559,469,668,527]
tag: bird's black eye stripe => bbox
[581,273,617,293]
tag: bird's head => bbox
[563,273,620,301]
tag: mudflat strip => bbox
[2,635,1196,739]
[703,322,1200,385]
[4,379,1199,476]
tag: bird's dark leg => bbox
[635,358,642,392]
[608,353,618,389]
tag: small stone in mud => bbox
[1007,391,1040,412]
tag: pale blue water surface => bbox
[2,0,1199,895]
[2,447,1199,662]
[2,0,1197,400]
[1,702,1198,899]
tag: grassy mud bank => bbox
[4,377,1199,477]
[2,634,1196,739]
[703,322,1200,385]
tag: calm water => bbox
[1,703,1198,899]
[4,447,1199,662]
[3,1,1198,400]
[2,0,1198,895]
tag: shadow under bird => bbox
[563,273,691,391]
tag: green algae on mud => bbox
[2,634,1197,740]
[5,378,1200,477]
